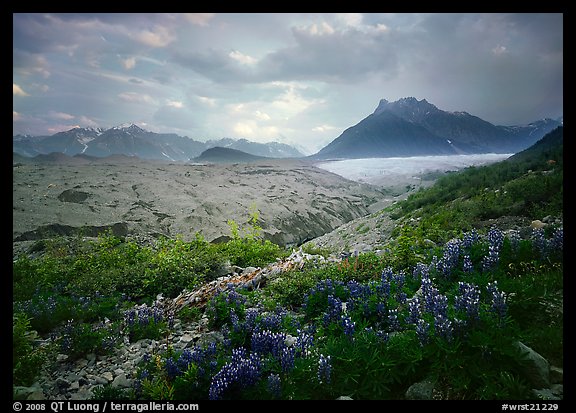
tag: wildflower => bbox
[267,373,282,399]
[462,229,479,249]
[280,346,295,373]
[387,308,400,331]
[462,254,473,273]
[454,282,481,323]
[486,281,507,323]
[405,296,421,325]
[317,354,331,384]
[165,357,181,380]
[341,315,355,339]
[416,318,429,346]
[434,313,453,341]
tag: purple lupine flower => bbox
[462,255,473,273]
[165,357,181,380]
[416,318,429,346]
[405,296,421,325]
[260,312,283,331]
[317,354,331,384]
[323,295,343,326]
[230,309,241,332]
[378,278,391,299]
[251,328,287,359]
[387,308,400,331]
[462,229,480,249]
[393,270,406,288]
[434,313,453,341]
[412,262,430,282]
[549,227,563,252]
[531,227,547,257]
[438,239,462,277]
[486,281,507,323]
[295,328,314,356]
[507,230,521,252]
[280,346,295,372]
[209,348,262,400]
[487,226,504,252]
[267,373,282,399]
[381,267,394,282]
[482,245,500,272]
[244,307,259,332]
[396,291,407,305]
[454,282,481,323]
[341,315,355,339]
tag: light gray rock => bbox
[516,341,550,389]
[405,379,435,400]
[112,373,131,389]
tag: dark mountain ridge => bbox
[313,97,562,159]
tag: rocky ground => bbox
[13,156,563,400]
[12,157,396,257]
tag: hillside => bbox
[13,127,563,401]
[307,126,563,253]
[194,147,270,163]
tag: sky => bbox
[13,13,563,155]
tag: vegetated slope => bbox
[13,128,563,401]
[394,126,563,237]
[306,126,563,254]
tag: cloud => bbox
[13,111,21,121]
[172,48,253,83]
[129,25,176,48]
[120,56,137,70]
[166,100,184,108]
[183,13,215,26]
[229,50,257,65]
[48,111,75,120]
[13,83,29,96]
[117,92,156,105]
[312,124,338,132]
[257,22,398,83]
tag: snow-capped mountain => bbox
[13,124,305,161]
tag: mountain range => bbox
[312,97,562,159]
[13,124,304,161]
[13,97,562,162]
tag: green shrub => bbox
[13,313,47,386]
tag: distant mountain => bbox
[506,126,563,164]
[313,97,562,159]
[194,147,270,163]
[13,125,304,161]
[205,138,305,158]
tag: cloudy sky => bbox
[13,13,563,154]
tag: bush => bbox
[13,313,46,386]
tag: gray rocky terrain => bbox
[13,158,393,255]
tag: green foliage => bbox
[13,313,47,386]
[206,288,247,329]
[90,384,133,400]
[59,321,120,360]
[301,242,334,258]
[223,204,287,267]
[11,139,563,400]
